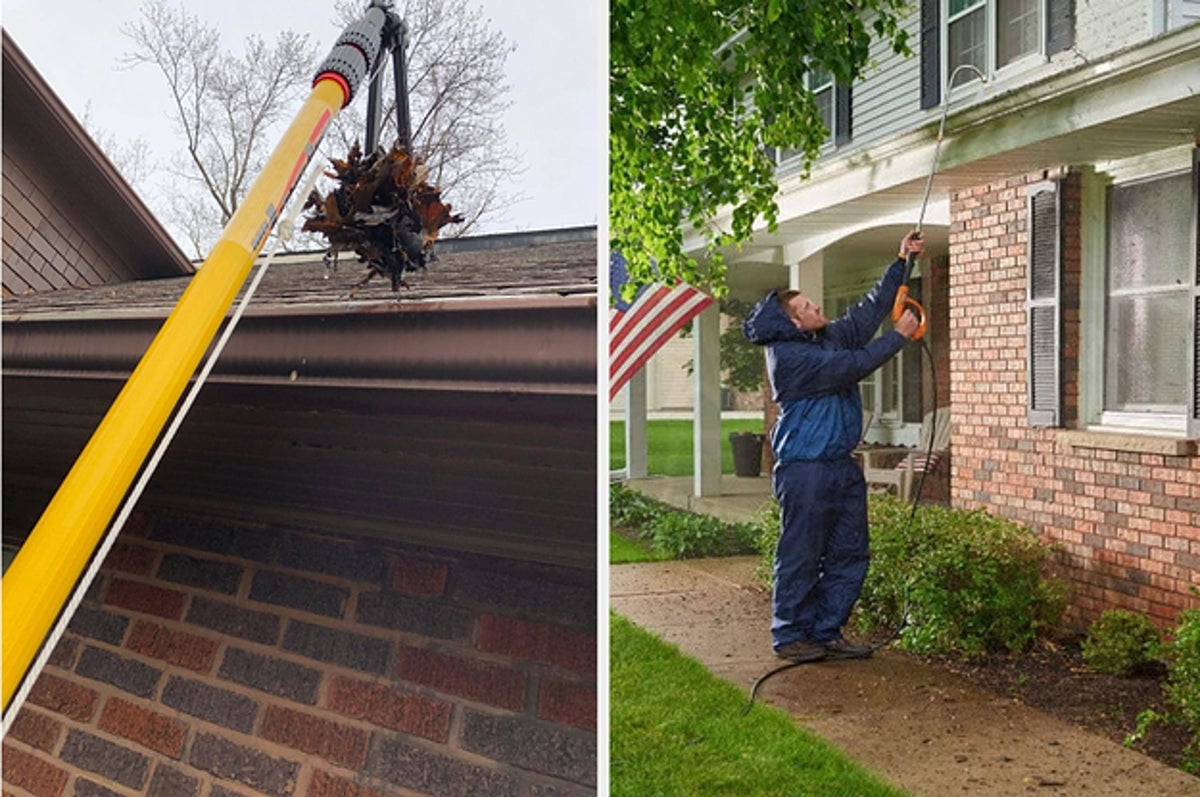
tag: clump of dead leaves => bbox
[303,142,463,292]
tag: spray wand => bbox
[891,63,988,339]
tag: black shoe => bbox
[774,639,828,663]
[824,637,873,660]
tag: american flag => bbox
[609,251,714,400]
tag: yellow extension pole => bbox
[1,78,348,711]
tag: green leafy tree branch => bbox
[611,0,910,299]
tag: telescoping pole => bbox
[1,4,392,714]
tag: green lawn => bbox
[610,614,907,796]
[610,532,670,564]
[610,418,765,476]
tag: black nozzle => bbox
[314,6,390,106]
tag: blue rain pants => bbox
[771,456,869,649]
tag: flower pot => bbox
[728,431,765,478]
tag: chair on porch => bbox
[860,409,951,501]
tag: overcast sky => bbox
[3,0,602,247]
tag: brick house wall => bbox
[2,512,597,797]
[948,169,1200,628]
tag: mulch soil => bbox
[906,633,1195,774]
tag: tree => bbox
[610,0,911,297]
[326,0,520,235]
[120,0,518,257]
[121,0,317,256]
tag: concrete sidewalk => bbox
[611,557,1200,797]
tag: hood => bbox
[742,291,811,345]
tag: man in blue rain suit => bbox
[742,232,923,662]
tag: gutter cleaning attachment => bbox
[1,1,397,726]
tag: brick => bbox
[106,543,156,575]
[47,636,79,670]
[282,621,389,674]
[455,567,594,627]
[461,710,596,786]
[189,733,299,797]
[250,571,348,618]
[68,606,130,645]
[476,615,595,674]
[390,555,449,598]
[127,614,222,672]
[327,676,451,742]
[8,709,62,752]
[307,770,390,797]
[161,676,259,733]
[367,734,520,797]
[537,680,596,731]
[59,729,150,789]
[147,766,200,797]
[76,646,162,698]
[2,745,67,797]
[74,780,124,797]
[27,672,98,721]
[356,591,472,640]
[218,647,321,704]
[277,533,388,584]
[125,620,218,672]
[261,705,369,769]
[104,579,186,620]
[394,645,524,711]
[158,553,243,594]
[98,697,187,758]
[185,596,281,645]
[150,515,276,562]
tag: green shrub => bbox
[610,483,660,530]
[753,494,1066,656]
[610,484,758,559]
[1082,610,1161,676]
[1132,607,1200,774]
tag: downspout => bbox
[1,3,392,714]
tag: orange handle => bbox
[891,286,927,341]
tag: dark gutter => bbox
[2,294,597,396]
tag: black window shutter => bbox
[835,83,852,146]
[920,0,940,110]
[1027,181,1062,427]
[1189,148,1200,438]
[1046,0,1076,56]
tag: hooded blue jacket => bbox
[742,259,909,463]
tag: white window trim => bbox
[942,0,1047,91]
[776,70,837,168]
[1080,161,1194,436]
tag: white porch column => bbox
[790,249,824,296]
[624,368,649,479]
[693,302,721,497]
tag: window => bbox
[947,0,1041,78]
[1103,171,1192,418]
[924,0,1070,109]
[775,68,851,165]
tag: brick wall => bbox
[948,169,1200,628]
[3,512,597,797]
